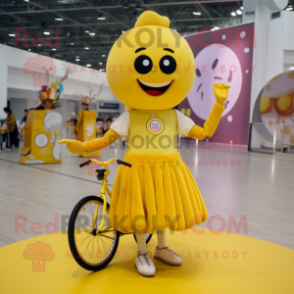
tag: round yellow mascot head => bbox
[106,11,195,110]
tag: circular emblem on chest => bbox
[146,117,165,135]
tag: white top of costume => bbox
[110,110,194,137]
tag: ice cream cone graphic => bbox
[23,241,55,272]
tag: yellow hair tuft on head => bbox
[135,11,170,28]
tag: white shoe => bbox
[135,253,156,277]
[154,246,182,266]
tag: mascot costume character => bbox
[59,11,230,277]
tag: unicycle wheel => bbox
[68,195,120,271]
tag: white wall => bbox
[281,11,294,71]
[0,43,119,119]
[243,1,294,121]
[27,99,38,110]
[249,21,269,121]
[243,0,272,23]
[0,46,8,119]
[242,0,294,148]
[243,0,272,121]
[267,17,283,80]
[266,11,294,81]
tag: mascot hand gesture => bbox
[214,83,230,104]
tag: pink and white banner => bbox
[179,23,255,145]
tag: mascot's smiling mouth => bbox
[137,79,173,96]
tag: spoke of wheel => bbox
[86,203,94,225]
[89,203,94,219]
[75,234,91,243]
[81,209,92,228]
[96,235,102,262]
[91,235,96,263]
[85,202,95,227]
[76,234,91,252]
[99,236,108,258]
[74,200,117,265]
[81,235,93,260]
[84,234,94,260]
[99,236,112,254]
[100,236,112,249]
[81,207,90,228]
[95,236,102,263]
[99,234,115,240]
[96,204,102,228]
[91,234,95,263]
[99,229,117,233]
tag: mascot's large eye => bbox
[134,55,153,74]
[159,55,176,74]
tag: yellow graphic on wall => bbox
[19,110,63,164]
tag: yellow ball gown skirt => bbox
[108,109,210,234]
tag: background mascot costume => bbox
[60,11,230,277]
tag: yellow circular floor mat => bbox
[0,230,293,294]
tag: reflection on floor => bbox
[0,140,294,250]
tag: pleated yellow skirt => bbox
[109,152,208,234]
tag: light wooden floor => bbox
[0,141,294,249]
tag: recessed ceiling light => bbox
[99,62,102,65]
[193,11,201,15]
[231,11,236,16]
[85,29,90,34]
[84,47,89,50]
[44,31,50,35]
[236,9,242,15]
[286,6,293,10]
[122,31,125,33]
[52,48,57,51]
[212,26,219,31]
[89,32,95,36]
[37,44,42,46]
[24,0,30,2]
[55,18,63,21]
[86,64,91,67]
[9,33,15,37]
[76,59,80,61]
[102,55,106,57]
[240,6,243,10]
[97,17,106,20]
[28,48,31,51]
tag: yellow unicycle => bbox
[68,158,152,271]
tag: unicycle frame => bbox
[87,158,114,234]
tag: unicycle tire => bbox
[68,195,120,271]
